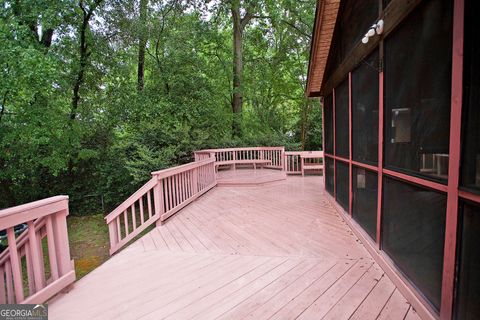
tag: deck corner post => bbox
[108,222,119,252]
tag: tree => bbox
[137,0,148,91]
[230,0,254,137]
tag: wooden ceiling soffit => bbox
[306,0,341,97]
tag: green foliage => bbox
[0,0,320,214]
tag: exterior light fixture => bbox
[361,19,384,45]
[375,19,384,35]
[367,27,376,37]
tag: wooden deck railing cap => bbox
[151,158,215,177]
[0,196,69,218]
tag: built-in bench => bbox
[301,151,324,176]
[216,159,271,170]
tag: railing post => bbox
[108,222,119,254]
[154,177,165,226]
[281,147,286,171]
[52,208,73,278]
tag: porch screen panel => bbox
[384,0,453,183]
[352,167,377,240]
[455,201,480,320]
[335,161,349,211]
[382,177,446,311]
[460,0,480,194]
[335,79,349,159]
[352,50,379,165]
[325,157,334,196]
[324,94,334,154]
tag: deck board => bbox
[49,173,421,319]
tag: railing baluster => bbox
[131,204,136,231]
[176,174,180,205]
[27,220,44,292]
[115,217,121,242]
[45,216,59,281]
[5,261,14,303]
[140,196,145,225]
[147,191,152,219]
[0,266,5,303]
[24,243,35,294]
[123,210,129,236]
[182,172,187,203]
[168,177,173,210]
[7,227,24,302]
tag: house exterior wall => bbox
[316,0,477,319]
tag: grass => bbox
[67,214,110,279]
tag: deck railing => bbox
[105,158,217,255]
[194,147,285,170]
[0,196,75,304]
[285,151,324,175]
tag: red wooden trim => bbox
[324,153,334,158]
[459,190,480,204]
[322,96,326,186]
[351,160,379,173]
[332,155,349,164]
[377,71,384,248]
[382,169,448,193]
[441,0,465,318]
[333,88,336,198]
[348,72,353,216]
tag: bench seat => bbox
[215,159,271,170]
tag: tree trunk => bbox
[70,17,89,122]
[137,0,148,92]
[68,1,102,177]
[231,1,244,138]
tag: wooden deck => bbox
[49,173,421,320]
[217,168,287,186]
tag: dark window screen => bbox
[460,0,480,194]
[335,79,349,159]
[455,201,480,320]
[324,94,334,154]
[382,177,446,311]
[335,161,349,211]
[352,167,377,240]
[324,0,379,81]
[325,157,334,196]
[384,0,453,183]
[352,50,379,165]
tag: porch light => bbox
[361,20,384,45]
[375,20,384,35]
[367,27,375,37]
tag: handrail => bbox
[194,147,285,170]
[0,197,75,304]
[105,158,217,255]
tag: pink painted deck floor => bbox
[49,174,421,320]
[217,168,286,186]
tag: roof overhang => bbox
[305,0,341,97]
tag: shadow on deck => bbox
[49,172,421,320]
